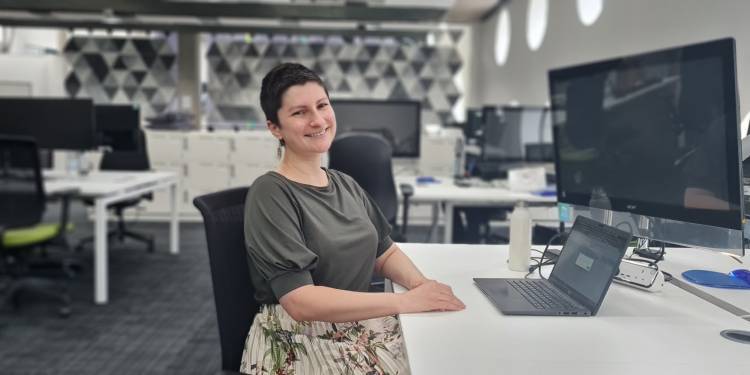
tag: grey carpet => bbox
[0,216,223,375]
[0,205,444,375]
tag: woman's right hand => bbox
[397,280,466,314]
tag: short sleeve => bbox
[336,172,393,257]
[244,176,318,299]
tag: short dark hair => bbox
[260,63,329,126]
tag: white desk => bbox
[658,248,750,313]
[45,171,180,304]
[393,244,750,374]
[396,176,556,243]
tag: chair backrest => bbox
[0,136,45,230]
[100,128,150,171]
[193,187,258,372]
[328,133,398,224]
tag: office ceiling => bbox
[0,0,500,33]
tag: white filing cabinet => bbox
[140,130,277,220]
[185,132,232,163]
[141,161,184,213]
[146,130,185,163]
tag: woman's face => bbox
[268,82,336,157]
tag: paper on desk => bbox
[508,166,546,192]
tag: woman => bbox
[242,63,464,375]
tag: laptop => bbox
[474,216,630,316]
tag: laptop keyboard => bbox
[508,279,577,310]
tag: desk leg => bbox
[444,203,454,244]
[169,182,180,255]
[427,202,439,243]
[94,199,108,304]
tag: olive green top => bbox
[244,168,393,304]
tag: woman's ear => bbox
[267,120,282,140]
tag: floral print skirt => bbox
[240,304,410,375]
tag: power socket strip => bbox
[614,259,665,292]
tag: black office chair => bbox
[76,128,154,252]
[328,133,413,242]
[193,187,259,373]
[0,136,75,317]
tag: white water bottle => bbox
[508,202,532,272]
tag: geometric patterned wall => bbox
[62,34,179,119]
[204,30,463,128]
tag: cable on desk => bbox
[628,239,665,266]
[526,231,568,279]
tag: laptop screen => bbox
[548,216,630,312]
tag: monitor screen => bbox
[332,100,421,158]
[465,108,484,140]
[0,98,95,151]
[481,106,553,162]
[549,38,743,231]
[482,107,522,161]
[95,104,140,151]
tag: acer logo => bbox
[626,204,636,210]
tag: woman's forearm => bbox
[280,285,402,323]
[375,245,428,290]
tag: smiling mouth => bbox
[305,127,329,137]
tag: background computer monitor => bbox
[332,99,421,158]
[0,97,96,151]
[481,106,554,162]
[465,108,484,140]
[521,107,554,162]
[481,106,522,162]
[95,104,140,151]
[549,38,744,255]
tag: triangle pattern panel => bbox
[81,38,98,53]
[65,74,81,97]
[63,34,179,117]
[204,31,464,126]
[64,39,80,53]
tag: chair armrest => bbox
[399,183,414,238]
[399,183,414,198]
[47,188,77,238]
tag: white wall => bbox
[470,0,750,118]
[0,27,67,97]
[5,27,62,55]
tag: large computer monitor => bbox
[0,98,96,151]
[331,99,421,158]
[549,38,744,255]
[95,104,140,151]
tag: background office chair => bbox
[328,133,413,242]
[76,128,154,252]
[0,136,75,317]
[193,187,259,373]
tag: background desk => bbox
[396,177,556,243]
[393,244,750,374]
[45,170,180,304]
